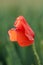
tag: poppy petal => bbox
[17,31,34,47]
[14,16,35,37]
[8,28,17,41]
[22,22,35,38]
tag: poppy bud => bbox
[8,16,35,47]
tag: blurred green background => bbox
[0,0,43,65]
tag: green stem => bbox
[32,44,41,65]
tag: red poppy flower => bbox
[8,16,35,47]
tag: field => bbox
[0,0,43,65]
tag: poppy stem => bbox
[32,44,41,65]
